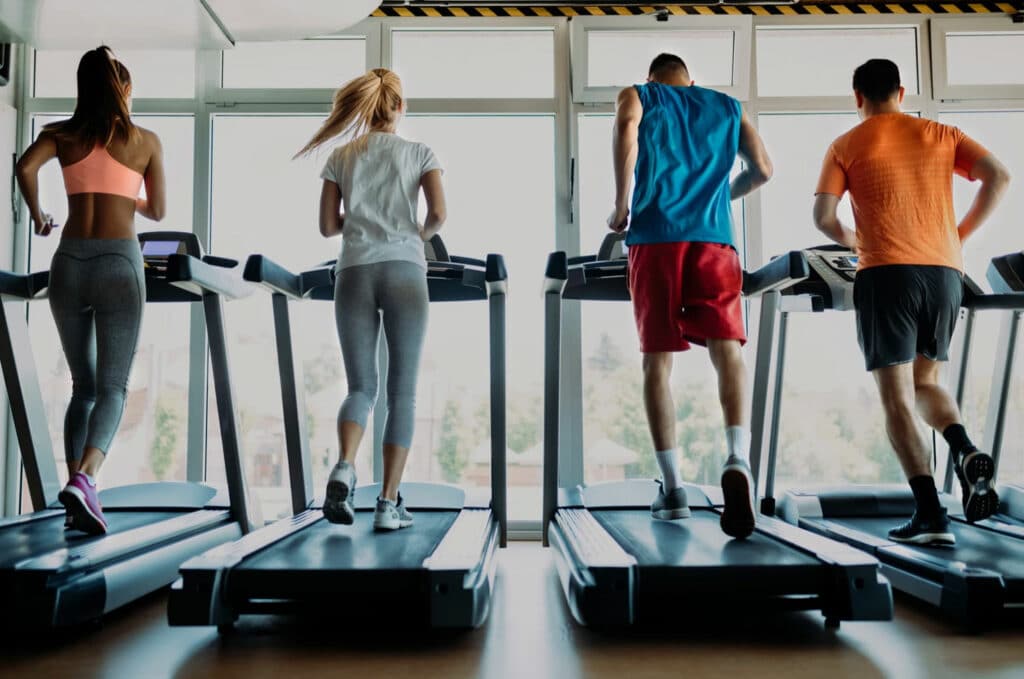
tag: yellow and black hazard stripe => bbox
[373,3,1022,17]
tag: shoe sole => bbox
[961,452,999,523]
[651,507,691,521]
[373,518,414,531]
[58,486,108,535]
[720,466,756,540]
[323,479,355,525]
[889,531,956,546]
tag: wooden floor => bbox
[5,543,1024,679]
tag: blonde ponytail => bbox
[295,68,403,158]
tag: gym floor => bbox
[5,543,1024,679]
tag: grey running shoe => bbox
[323,461,356,525]
[720,455,756,539]
[888,509,956,546]
[955,449,999,523]
[651,480,691,520]
[374,493,414,531]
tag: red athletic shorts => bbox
[627,241,746,353]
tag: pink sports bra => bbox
[61,146,144,200]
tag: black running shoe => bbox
[954,450,1000,523]
[720,455,756,540]
[888,509,956,546]
[651,480,691,520]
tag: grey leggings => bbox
[49,238,144,461]
[335,260,428,449]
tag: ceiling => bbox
[0,0,382,49]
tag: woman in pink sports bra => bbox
[15,46,166,535]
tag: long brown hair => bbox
[44,45,139,147]
[295,68,403,158]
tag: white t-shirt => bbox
[320,132,443,271]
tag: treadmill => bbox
[0,230,257,629]
[763,246,1024,627]
[542,234,893,628]
[168,236,507,630]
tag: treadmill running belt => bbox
[227,510,461,602]
[593,509,820,568]
[239,510,459,572]
[826,516,1024,585]
[0,510,186,568]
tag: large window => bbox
[34,49,196,98]
[398,115,555,521]
[756,27,920,98]
[24,115,194,509]
[939,111,1024,487]
[222,39,367,89]
[391,29,554,99]
[206,115,358,521]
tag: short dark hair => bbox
[852,59,901,103]
[649,53,688,77]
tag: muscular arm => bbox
[609,87,642,231]
[136,131,166,221]
[318,180,343,238]
[419,169,447,241]
[15,131,58,235]
[813,193,857,249]
[730,109,773,200]
[958,154,1011,242]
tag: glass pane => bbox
[757,28,919,97]
[34,49,195,98]
[397,115,555,521]
[939,111,1024,485]
[757,113,858,258]
[576,113,747,484]
[587,30,734,88]
[25,115,194,507]
[222,39,366,89]
[756,112,899,489]
[947,33,1024,86]
[392,30,553,98]
[206,115,360,522]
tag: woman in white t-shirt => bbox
[297,68,446,531]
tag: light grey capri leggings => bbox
[335,260,428,449]
[48,238,144,461]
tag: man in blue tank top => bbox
[608,53,773,539]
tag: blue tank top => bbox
[627,83,741,248]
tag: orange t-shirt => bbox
[815,113,989,272]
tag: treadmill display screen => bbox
[142,240,183,257]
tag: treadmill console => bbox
[788,246,857,311]
[139,231,202,275]
[988,251,1024,294]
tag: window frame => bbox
[931,16,1024,101]
[569,15,753,104]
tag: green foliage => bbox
[303,348,342,396]
[149,397,179,481]
[437,398,469,483]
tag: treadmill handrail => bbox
[243,255,304,299]
[164,254,254,300]
[743,251,812,297]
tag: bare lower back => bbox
[61,193,138,239]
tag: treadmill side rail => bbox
[549,509,636,626]
[425,509,501,628]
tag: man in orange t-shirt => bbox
[814,59,1010,546]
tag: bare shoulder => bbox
[134,126,163,152]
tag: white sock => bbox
[726,426,750,464]
[655,448,683,491]
[81,472,96,486]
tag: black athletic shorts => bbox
[853,264,963,372]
